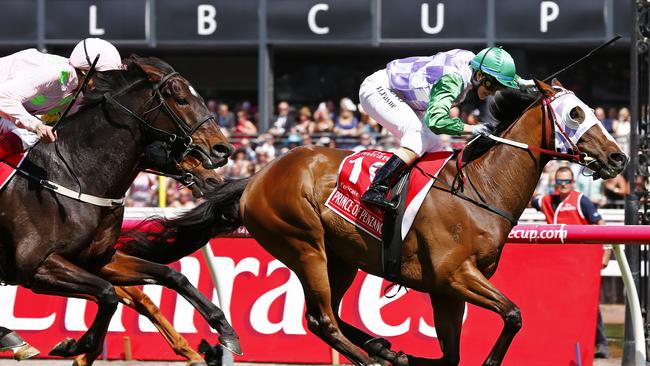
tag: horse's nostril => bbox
[609,152,629,166]
[212,143,234,158]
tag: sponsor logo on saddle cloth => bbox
[325,150,453,240]
[0,132,27,191]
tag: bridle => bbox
[441,89,597,224]
[103,70,220,186]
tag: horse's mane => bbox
[81,55,175,106]
[462,88,541,163]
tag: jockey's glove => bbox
[471,123,494,137]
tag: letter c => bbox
[308,4,330,35]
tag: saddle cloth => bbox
[0,132,26,191]
[325,150,453,240]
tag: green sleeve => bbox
[424,73,465,136]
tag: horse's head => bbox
[127,56,234,195]
[535,79,628,179]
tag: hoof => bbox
[393,351,410,366]
[188,361,208,366]
[218,334,242,356]
[72,356,87,366]
[49,337,77,357]
[14,344,40,360]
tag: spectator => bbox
[530,166,611,359]
[233,109,257,136]
[613,107,631,154]
[313,102,334,134]
[224,148,253,179]
[207,99,218,119]
[292,106,315,135]
[256,133,277,159]
[358,103,382,136]
[268,101,295,136]
[301,132,313,146]
[353,133,374,152]
[603,173,629,208]
[254,149,272,172]
[605,107,618,134]
[281,133,302,155]
[317,135,337,148]
[168,188,196,208]
[216,102,235,130]
[594,107,611,134]
[126,173,158,207]
[334,97,359,137]
[239,138,256,162]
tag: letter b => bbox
[198,4,217,35]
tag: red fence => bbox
[0,220,611,365]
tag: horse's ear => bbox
[138,62,164,83]
[551,78,564,88]
[533,79,554,96]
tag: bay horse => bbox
[117,79,627,366]
[0,55,240,361]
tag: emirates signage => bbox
[3,220,604,365]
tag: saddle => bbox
[0,132,27,192]
[325,150,453,281]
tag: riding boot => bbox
[361,154,409,211]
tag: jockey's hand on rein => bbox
[471,123,494,137]
[35,123,57,143]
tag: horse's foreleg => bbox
[450,260,521,366]
[29,254,118,358]
[115,286,206,365]
[97,251,241,356]
[422,294,466,366]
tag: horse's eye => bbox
[176,97,189,106]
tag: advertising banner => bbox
[1,221,602,365]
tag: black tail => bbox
[118,178,250,264]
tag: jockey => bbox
[0,38,122,151]
[359,47,523,210]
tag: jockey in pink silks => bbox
[0,38,122,151]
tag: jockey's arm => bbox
[423,73,467,136]
[0,69,55,133]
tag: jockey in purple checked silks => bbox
[359,46,532,211]
[0,38,123,152]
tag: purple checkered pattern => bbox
[386,49,475,110]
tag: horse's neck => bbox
[37,95,146,197]
[467,108,548,220]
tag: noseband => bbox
[104,71,219,186]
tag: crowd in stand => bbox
[126,98,633,209]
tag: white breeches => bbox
[358,69,441,157]
[0,119,38,150]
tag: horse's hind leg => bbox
[96,251,241,356]
[449,260,521,366]
[115,286,206,365]
[29,254,118,358]
[73,286,206,366]
[262,237,378,366]
[327,255,408,366]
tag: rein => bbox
[448,91,586,223]
[6,68,211,207]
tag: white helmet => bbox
[69,38,122,72]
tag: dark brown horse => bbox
[0,55,240,361]
[118,80,627,366]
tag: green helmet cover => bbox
[470,47,520,89]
